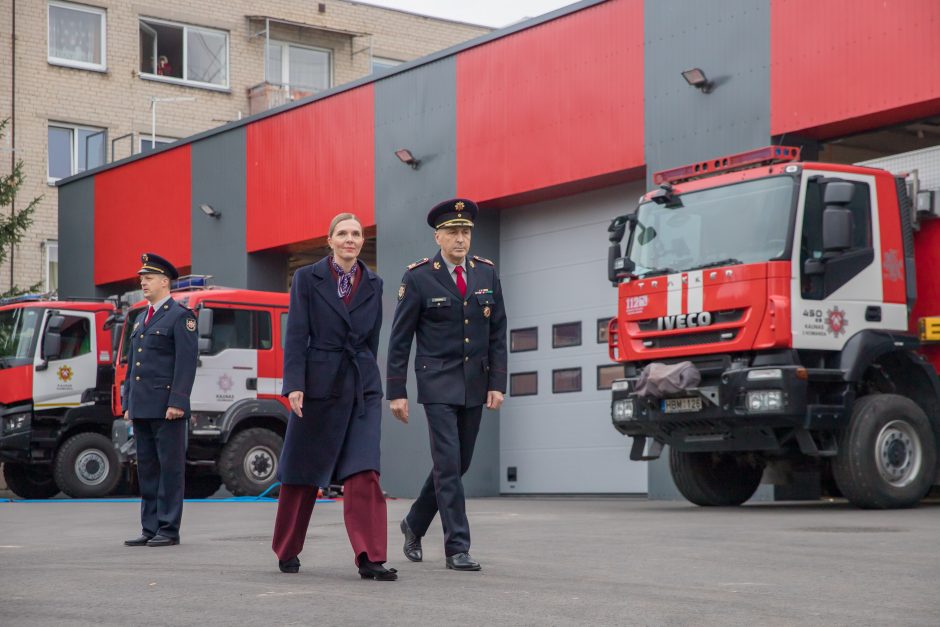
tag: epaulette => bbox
[472,255,494,266]
[407,257,430,270]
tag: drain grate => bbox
[795,526,906,534]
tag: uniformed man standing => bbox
[387,198,508,571]
[123,253,198,547]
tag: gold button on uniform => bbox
[135,362,141,367]
[464,356,469,362]
[464,319,469,325]
[464,301,468,307]
[464,338,470,344]
[138,348,143,353]
[135,376,140,381]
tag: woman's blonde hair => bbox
[328,213,363,238]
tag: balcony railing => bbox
[248,82,316,115]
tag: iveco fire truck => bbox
[606,145,940,509]
[0,297,121,498]
[111,284,290,498]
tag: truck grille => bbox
[635,308,746,332]
[644,329,738,349]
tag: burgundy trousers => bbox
[272,470,387,566]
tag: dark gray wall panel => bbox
[191,129,249,288]
[644,0,773,500]
[375,56,501,497]
[57,177,96,298]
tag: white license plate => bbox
[662,397,703,413]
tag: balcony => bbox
[248,82,315,115]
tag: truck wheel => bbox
[219,428,282,496]
[185,472,223,499]
[54,432,121,498]
[670,448,763,506]
[832,394,937,509]
[3,463,60,499]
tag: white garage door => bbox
[498,183,648,494]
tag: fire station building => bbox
[57,0,940,498]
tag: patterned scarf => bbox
[330,256,359,299]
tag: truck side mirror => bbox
[822,207,853,252]
[198,337,213,354]
[197,308,213,338]
[41,314,65,362]
[111,322,124,358]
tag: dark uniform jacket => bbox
[278,258,384,486]
[123,298,198,419]
[387,251,508,407]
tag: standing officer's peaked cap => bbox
[138,252,179,280]
[427,198,478,229]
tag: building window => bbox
[552,368,582,394]
[552,321,581,348]
[597,364,626,390]
[265,41,331,93]
[48,123,106,182]
[510,327,538,352]
[597,317,612,344]
[48,1,106,71]
[44,240,59,293]
[139,18,229,89]
[206,308,272,354]
[372,56,402,73]
[139,136,175,154]
[510,372,538,397]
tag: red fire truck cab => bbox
[112,284,290,498]
[606,146,940,509]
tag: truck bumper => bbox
[611,364,841,458]
[0,407,32,462]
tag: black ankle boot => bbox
[278,556,300,573]
[358,559,398,581]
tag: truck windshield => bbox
[0,307,42,368]
[628,176,795,277]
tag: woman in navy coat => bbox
[272,213,396,581]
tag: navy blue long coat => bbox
[278,257,384,487]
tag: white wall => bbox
[498,182,649,493]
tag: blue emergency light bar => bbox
[172,275,212,290]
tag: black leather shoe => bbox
[278,556,300,573]
[400,519,422,562]
[146,535,179,547]
[124,534,153,547]
[359,560,398,581]
[445,552,481,571]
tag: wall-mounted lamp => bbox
[199,203,221,219]
[395,148,421,170]
[681,68,713,94]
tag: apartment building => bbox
[0,0,489,293]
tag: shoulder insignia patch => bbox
[186,318,197,332]
[398,283,406,301]
[407,257,430,270]
[472,255,494,266]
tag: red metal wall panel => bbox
[456,0,643,204]
[94,146,192,285]
[771,0,940,138]
[245,86,375,252]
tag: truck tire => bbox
[185,472,223,499]
[54,432,121,498]
[832,394,937,509]
[219,428,282,496]
[3,463,60,499]
[670,449,763,506]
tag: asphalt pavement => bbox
[1,495,938,626]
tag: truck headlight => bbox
[612,399,635,421]
[746,390,784,413]
[747,369,783,381]
[2,412,31,435]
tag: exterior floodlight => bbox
[200,203,221,219]
[395,148,421,170]
[682,68,713,93]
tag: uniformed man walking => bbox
[123,253,198,547]
[387,198,508,571]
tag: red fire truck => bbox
[607,146,940,509]
[111,284,290,498]
[0,297,122,498]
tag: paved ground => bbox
[1,496,938,626]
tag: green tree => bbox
[0,117,42,298]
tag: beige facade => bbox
[0,0,488,294]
